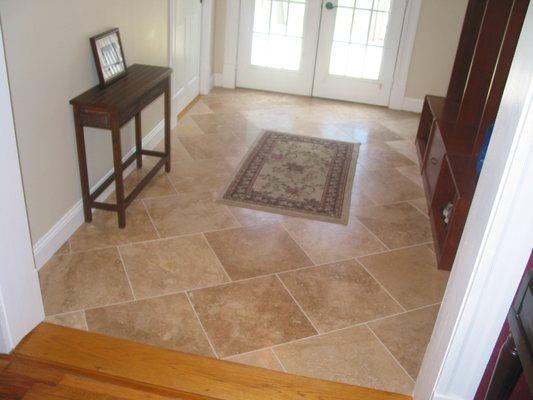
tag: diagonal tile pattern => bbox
[39,90,450,395]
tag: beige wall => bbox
[405,0,468,99]
[0,0,168,243]
[212,0,468,99]
[213,0,226,74]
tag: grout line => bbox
[353,216,391,252]
[275,275,320,334]
[279,221,318,266]
[185,292,220,359]
[367,324,416,384]
[116,246,137,301]
[270,348,288,372]
[201,233,233,283]
[141,199,161,239]
[355,259,407,312]
[82,310,89,331]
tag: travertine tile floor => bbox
[40,88,450,395]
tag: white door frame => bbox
[168,0,214,127]
[222,0,423,111]
[0,24,45,353]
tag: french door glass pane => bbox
[328,0,392,79]
[250,0,306,71]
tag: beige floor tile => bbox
[395,165,423,187]
[143,192,239,237]
[335,121,403,143]
[358,245,449,309]
[69,201,158,252]
[39,248,133,315]
[225,349,284,372]
[380,117,421,140]
[282,217,386,265]
[189,276,317,357]
[54,241,70,255]
[180,131,249,160]
[119,235,229,299]
[274,325,414,395]
[354,168,424,205]
[191,112,262,144]
[385,140,419,163]
[86,293,214,357]
[45,311,87,331]
[409,198,429,215]
[369,304,440,379]
[185,99,214,115]
[355,202,431,249]
[155,136,193,161]
[167,157,236,194]
[357,142,416,172]
[228,206,288,226]
[279,260,402,333]
[205,223,312,280]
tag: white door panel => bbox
[170,0,202,125]
[236,0,322,96]
[313,0,407,105]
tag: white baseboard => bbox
[389,95,424,113]
[213,73,224,87]
[33,120,165,269]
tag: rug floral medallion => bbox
[219,131,360,224]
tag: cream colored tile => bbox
[226,349,284,372]
[358,245,449,309]
[274,325,414,395]
[45,311,87,331]
[119,235,229,299]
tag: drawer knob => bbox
[430,157,438,165]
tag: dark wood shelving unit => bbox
[415,0,529,270]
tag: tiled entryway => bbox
[40,88,449,396]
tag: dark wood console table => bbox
[70,64,172,228]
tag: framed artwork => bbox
[90,28,127,87]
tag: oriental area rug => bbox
[219,131,359,224]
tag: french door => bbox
[236,0,407,105]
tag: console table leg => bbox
[73,107,92,223]
[164,78,171,172]
[111,117,126,228]
[135,112,142,168]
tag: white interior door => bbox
[170,0,202,124]
[313,0,407,105]
[236,0,322,96]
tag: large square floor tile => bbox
[279,260,402,333]
[143,192,239,237]
[228,206,288,226]
[274,325,414,395]
[335,121,403,143]
[356,142,415,171]
[369,304,440,379]
[119,235,229,299]
[225,349,284,371]
[353,168,424,205]
[188,276,317,357]
[167,158,236,193]
[45,311,87,331]
[358,245,449,309]
[85,293,214,357]
[39,248,133,315]
[282,217,386,265]
[179,131,249,160]
[205,223,312,280]
[355,202,431,249]
[69,201,158,252]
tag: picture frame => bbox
[90,28,127,88]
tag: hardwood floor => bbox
[2,323,412,400]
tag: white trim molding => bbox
[33,120,165,270]
[414,6,533,399]
[388,0,423,112]
[200,0,215,95]
[223,0,241,88]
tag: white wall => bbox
[0,23,44,352]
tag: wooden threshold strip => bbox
[14,323,411,400]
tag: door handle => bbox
[325,2,337,10]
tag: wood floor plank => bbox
[14,323,411,400]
